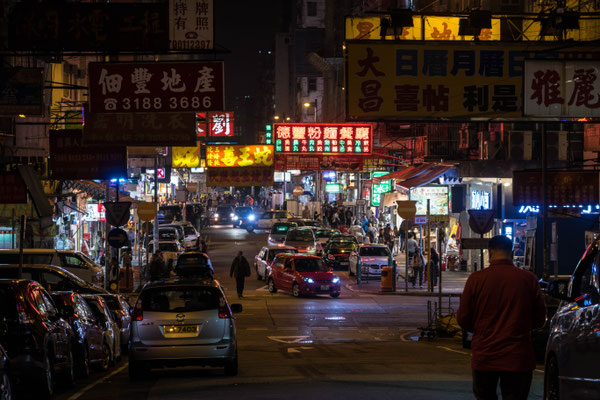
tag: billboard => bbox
[410,186,449,215]
[84,112,196,146]
[0,68,44,115]
[8,3,168,51]
[50,130,127,180]
[88,61,224,113]
[169,0,213,50]
[513,170,599,206]
[172,143,201,168]
[197,112,235,137]
[524,60,600,118]
[346,42,600,119]
[206,145,274,168]
[273,123,372,155]
[274,154,364,171]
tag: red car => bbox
[267,254,341,298]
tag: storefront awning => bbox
[371,163,439,184]
[396,164,455,190]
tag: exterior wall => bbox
[299,0,326,28]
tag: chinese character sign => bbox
[513,170,599,206]
[207,167,274,187]
[346,42,598,118]
[371,171,391,207]
[169,0,213,50]
[0,68,44,115]
[88,61,224,113]
[209,112,234,136]
[172,143,201,168]
[273,123,372,155]
[524,60,600,118]
[206,145,274,168]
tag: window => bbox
[359,247,391,257]
[306,1,317,17]
[268,248,297,262]
[42,272,75,292]
[308,78,317,92]
[61,254,88,269]
[141,286,219,312]
[261,212,274,219]
[295,258,327,272]
[574,253,600,304]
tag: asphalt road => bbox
[52,225,545,400]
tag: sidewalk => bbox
[346,254,470,296]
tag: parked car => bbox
[128,279,243,378]
[147,241,183,265]
[254,245,298,281]
[267,254,341,298]
[0,344,11,400]
[348,244,392,279]
[0,279,75,397]
[323,241,357,270]
[234,206,258,228]
[284,227,321,255]
[267,222,298,246]
[81,295,121,367]
[174,252,214,277]
[99,294,132,353]
[0,249,104,286]
[0,264,107,294]
[50,291,111,375]
[160,224,188,247]
[212,205,236,225]
[287,219,322,229]
[314,228,341,245]
[250,210,294,231]
[169,222,201,250]
[544,240,600,400]
[328,234,359,245]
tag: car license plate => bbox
[320,285,329,290]
[162,325,199,338]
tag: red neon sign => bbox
[273,123,372,155]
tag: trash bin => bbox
[381,266,393,292]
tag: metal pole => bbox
[480,233,484,271]
[153,156,159,255]
[18,215,26,279]
[11,208,15,249]
[427,199,432,292]
[541,122,548,279]
[105,182,110,290]
[405,223,409,292]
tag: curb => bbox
[345,283,462,297]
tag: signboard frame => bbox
[0,68,44,116]
[206,145,274,168]
[410,186,449,216]
[169,0,214,51]
[273,123,373,155]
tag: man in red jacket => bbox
[457,235,546,400]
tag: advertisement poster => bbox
[410,186,449,215]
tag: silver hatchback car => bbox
[128,279,242,378]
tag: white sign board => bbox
[409,186,449,216]
[524,60,600,118]
[169,0,214,50]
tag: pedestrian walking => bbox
[428,247,440,290]
[411,248,425,288]
[406,233,418,262]
[302,205,311,219]
[230,251,251,298]
[457,235,546,400]
[149,251,167,281]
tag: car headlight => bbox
[214,213,219,218]
[248,214,255,221]
[230,213,234,217]
[233,216,238,220]
[332,277,340,284]
[303,277,314,284]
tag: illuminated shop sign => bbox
[206,145,274,168]
[325,183,342,193]
[471,190,491,210]
[197,112,235,137]
[273,123,372,155]
[518,205,600,214]
[371,171,390,207]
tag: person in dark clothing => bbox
[230,251,251,298]
[149,251,167,281]
[457,235,546,400]
[429,247,440,290]
[200,239,208,253]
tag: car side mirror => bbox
[230,304,243,313]
[547,280,571,301]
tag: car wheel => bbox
[544,355,560,400]
[292,283,301,298]
[224,353,238,376]
[38,352,54,397]
[330,293,340,298]
[62,348,76,386]
[268,278,277,293]
[79,344,90,378]
[0,367,12,400]
[99,342,110,371]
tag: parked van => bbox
[0,249,104,286]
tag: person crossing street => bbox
[230,251,251,298]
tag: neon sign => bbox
[471,190,491,210]
[273,123,372,155]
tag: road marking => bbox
[339,327,358,330]
[311,327,329,331]
[287,346,314,353]
[277,326,299,331]
[436,346,470,356]
[67,363,128,400]
[368,327,389,330]
[246,327,268,331]
[256,286,269,292]
[288,348,300,353]
[268,336,310,344]
[535,369,544,373]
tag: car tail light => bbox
[131,300,143,321]
[218,295,232,319]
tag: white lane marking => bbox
[67,363,128,400]
[339,327,358,330]
[256,286,269,292]
[287,346,314,353]
[368,327,389,330]
[311,327,329,331]
[246,327,268,331]
[268,336,310,344]
[276,327,299,330]
[436,346,470,355]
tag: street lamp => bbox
[303,100,317,122]
[273,115,280,120]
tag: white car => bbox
[267,222,298,246]
[254,210,294,230]
[169,221,200,250]
[254,245,298,280]
[348,244,392,279]
[149,241,183,264]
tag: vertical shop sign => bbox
[371,171,391,206]
[169,0,213,50]
[209,112,234,136]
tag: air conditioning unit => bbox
[546,131,568,161]
[509,131,533,160]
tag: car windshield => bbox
[0,254,54,265]
[360,247,390,257]
[236,207,251,215]
[286,230,314,242]
[330,244,354,252]
[268,248,298,262]
[295,258,327,272]
[183,226,196,236]
[159,243,178,252]
[159,231,177,240]
[271,223,294,234]
[217,207,232,214]
[316,230,338,238]
[141,286,219,312]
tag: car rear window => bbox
[286,229,314,242]
[141,286,219,312]
[316,230,337,238]
[159,231,178,240]
[0,286,18,320]
[0,254,54,265]
[359,247,390,257]
[268,248,298,262]
[176,254,209,268]
[330,244,354,252]
[295,258,327,272]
